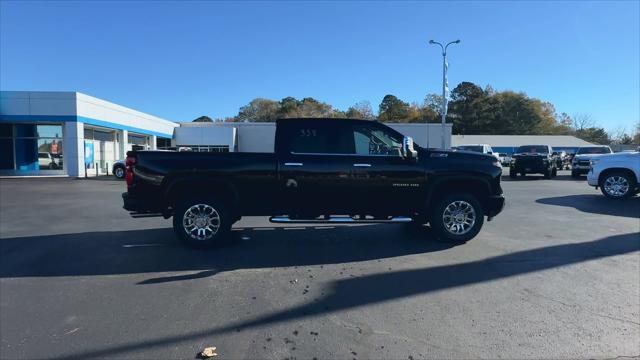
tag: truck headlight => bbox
[590,159,600,166]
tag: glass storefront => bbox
[84,127,116,174]
[0,123,64,174]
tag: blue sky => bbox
[1,1,638,132]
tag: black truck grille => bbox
[517,157,543,166]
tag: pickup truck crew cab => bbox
[123,118,505,247]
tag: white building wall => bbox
[64,121,85,177]
[75,93,177,137]
[0,91,77,116]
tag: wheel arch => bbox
[163,176,240,218]
[598,167,638,187]
[425,174,493,216]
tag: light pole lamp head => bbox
[429,40,435,44]
[454,39,461,44]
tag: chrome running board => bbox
[269,216,413,224]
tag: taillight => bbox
[125,155,136,186]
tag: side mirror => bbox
[487,151,493,155]
[402,136,418,159]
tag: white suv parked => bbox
[587,151,640,199]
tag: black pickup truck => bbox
[509,145,558,179]
[123,118,505,247]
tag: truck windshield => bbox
[457,145,484,153]
[516,145,548,154]
[576,147,611,154]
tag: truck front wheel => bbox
[173,198,231,248]
[430,193,485,243]
[600,171,636,200]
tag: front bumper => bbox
[587,171,598,187]
[512,164,547,173]
[572,165,590,174]
[486,194,505,219]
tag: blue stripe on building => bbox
[0,115,173,138]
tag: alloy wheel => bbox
[604,176,629,197]
[442,200,476,235]
[182,204,221,241]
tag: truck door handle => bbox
[353,163,371,167]
[284,162,303,166]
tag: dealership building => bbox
[0,91,177,177]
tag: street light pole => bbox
[429,39,460,149]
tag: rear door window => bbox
[287,122,351,154]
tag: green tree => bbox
[575,127,610,144]
[346,100,374,120]
[424,93,443,114]
[378,95,409,121]
[237,98,279,122]
[448,82,487,134]
[193,116,213,122]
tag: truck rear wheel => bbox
[173,197,231,248]
[430,193,484,243]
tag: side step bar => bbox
[269,216,413,224]
[129,212,164,218]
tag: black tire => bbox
[551,167,557,177]
[113,165,125,179]
[599,171,636,200]
[509,169,517,178]
[571,171,580,178]
[543,167,552,179]
[173,197,232,248]
[430,192,485,243]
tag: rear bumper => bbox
[122,192,145,212]
[486,194,505,218]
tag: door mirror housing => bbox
[402,136,418,159]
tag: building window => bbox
[0,124,64,172]
[156,137,172,150]
[128,134,148,146]
[178,145,229,152]
[0,124,14,170]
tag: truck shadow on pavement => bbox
[0,224,455,280]
[536,194,640,218]
[45,231,640,360]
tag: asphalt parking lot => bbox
[1,171,639,359]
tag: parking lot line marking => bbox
[122,244,166,248]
